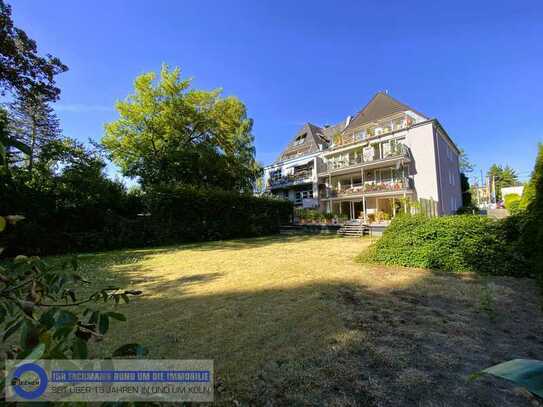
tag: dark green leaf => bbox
[98,314,109,335]
[106,312,126,322]
[39,308,58,329]
[20,319,40,351]
[22,342,46,361]
[72,338,88,359]
[0,306,6,325]
[53,325,74,339]
[481,359,543,398]
[3,317,22,341]
[88,310,99,325]
[55,310,77,327]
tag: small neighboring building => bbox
[262,92,463,222]
[501,185,524,198]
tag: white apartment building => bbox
[262,92,462,221]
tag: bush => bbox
[518,144,543,285]
[456,204,480,214]
[144,186,293,244]
[363,214,529,277]
[5,187,293,255]
[504,193,521,214]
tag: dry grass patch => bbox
[60,235,543,406]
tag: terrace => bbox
[321,142,410,174]
[324,177,413,198]
[331,112,415,149]
[268,162,314,189]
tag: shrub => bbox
[363,214,528,276]
[6,187,293,255]
[456,204,480,214]
[504,193,521,214]
[144,186,293,244]
[516,144,543,284]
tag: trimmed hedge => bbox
[6,187,293,255]
[144,186,293,244]
[363,214,529,277]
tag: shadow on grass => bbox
[79,246,543,406]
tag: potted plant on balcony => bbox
[298,209,307,224]
[324,212,334,224]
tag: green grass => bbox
[46,235,543,405]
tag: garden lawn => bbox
[65,235,542,406]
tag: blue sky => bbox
[9,0,543,183]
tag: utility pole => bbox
[480,169,485,206]
[491,175,497,204]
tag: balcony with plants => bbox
[331,113,415,150]
[323,177,413,198]
[267,164,314,189]
[322,141,410,174]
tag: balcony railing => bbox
[268,170,313,188]
[332,115,414,149]
[325,178,412,198]
[322,143,410,173]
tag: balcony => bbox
[324,177,413,198]
[321,143,410,174]
[268,170,313,189]
[331,114,415,150]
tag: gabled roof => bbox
[344,92,428,132]
[276,122,327,162]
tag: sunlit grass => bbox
[62,235,543,405]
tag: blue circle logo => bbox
[11,363,48,400]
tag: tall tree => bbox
[0,0,67,101]
[102,65,261,191]
[8,93,61,170]
[458,148,474,174]
[487,164,519,200]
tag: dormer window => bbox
[293,133,307,146]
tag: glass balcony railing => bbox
[324,177,413,197]
[322,144,410,173]
[268,170,313,188]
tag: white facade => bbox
[263,94,463,220]
[501,186,524,198]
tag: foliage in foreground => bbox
[362,214,528,276]
[0,213,146,398]
[475,359,543,399]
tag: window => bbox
[270,169,282,182]
[448,170,455,186]
[295,190,313,205]
[293,133,307,146]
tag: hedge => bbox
[5,187,293,255]
[362,214,529,277]
[144,186,293,244]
